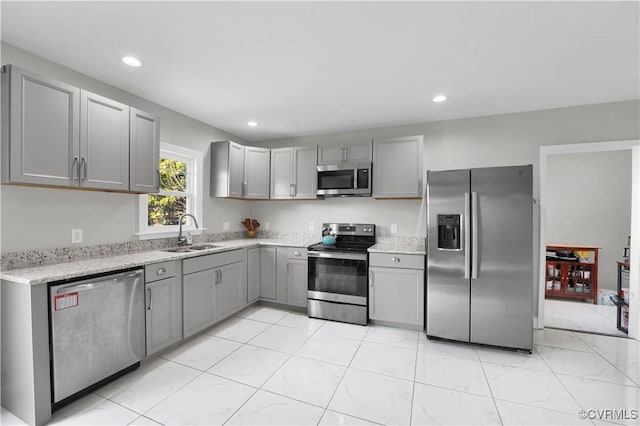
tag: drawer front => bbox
[145,261,176,283]
[369,253,424,270]
[288,247,308,260]
[183,249,244,275]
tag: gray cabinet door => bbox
[129,108,160,193]
[345,141,372,163]
[373,136,423,198]
[369,266,424,326]
[4,65,79,186]
[259,247,277,300]
[247,247,261,303]
[217,261,245,320]
[244,146,270,199]
[183,269,217,338]
[229,142,244,198]
[80,91,129,191]
[270,147,293,199]
[292,146,317,199]
[286,259,307,307]
[317,145,344,164]
[145,276,182,356]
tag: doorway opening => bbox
[539,140,640,341]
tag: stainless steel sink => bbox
[163,243,220,253]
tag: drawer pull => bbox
[392,257,401,262]
[156,267,167,275]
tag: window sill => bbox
[135,228,206,241]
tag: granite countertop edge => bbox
[1,238,316,286]
[368,242,426,255]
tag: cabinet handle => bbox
[147,288,152,310]
[292,183,296,197]
[369,271,373,287]
[215,269,220,285]
[80,157,87,180]
[72,156,79,181]
[219,270,223,284]
[418,178,422,196]
[289,183,294,197]
[341,147,346,162]
[156,267,166,276]
[392,257,400,262]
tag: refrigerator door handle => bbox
[471,191,479,279]
[464,192,471,279]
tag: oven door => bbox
[307,251,368,305]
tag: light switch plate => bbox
[222,221,230,231]
[264,222,270,230]
[71,228,83,243]
[390,224,398,234]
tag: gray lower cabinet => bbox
[247,247,261,303]
[145,261,182,356]
[260,247,278,300]
[369,253,425,327]
[286,248,308,307]
[372,135,424,198]
[1,64,160,193]
[182,249,247,338]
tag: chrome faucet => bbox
[178,213,199,246]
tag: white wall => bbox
[0,43,250,253]
[545,151,631,290]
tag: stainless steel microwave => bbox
[316,162,372,197]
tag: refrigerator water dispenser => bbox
[437,214,461,250]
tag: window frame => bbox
[136,142,204,240]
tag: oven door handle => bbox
[307,251,368,261]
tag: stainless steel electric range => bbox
[307,223,376,325]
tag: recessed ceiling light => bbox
[432,95,447,103]
[247,121,258,127]
[121,56,142,67]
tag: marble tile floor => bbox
[544,298,628,337]
[2,305,639,426]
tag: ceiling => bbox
[2,1,638,142]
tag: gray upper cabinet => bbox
[81,91,129,191]
[211,141,269,199]
[270,146,317,199]
[244,146,270,199]
[1,65,160,193]
[2,65,79,186]
[129,108,160,193]
[317,141,372,164]
[372,135,424,198]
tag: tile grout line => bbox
[409,333,420,426]
[477,355,505,425]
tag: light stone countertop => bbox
[368,241,426,255]
[0,238,317,286]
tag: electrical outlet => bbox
[71,228,83,244]
[390,224,398,234]
[308,222,314,231]
[222,221,230,231]
[264,222,270,230]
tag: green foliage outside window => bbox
[148,158,188,226]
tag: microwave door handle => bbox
[354,168,358,189]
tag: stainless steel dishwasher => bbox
[49,268,145,409]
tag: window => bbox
[137,143,203,239]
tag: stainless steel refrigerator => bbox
[426,165,533,352]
